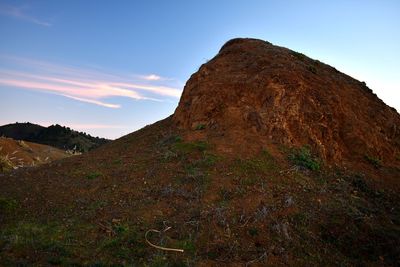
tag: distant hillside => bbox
[0,122,110,152]
[0,137,71,172]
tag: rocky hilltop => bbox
[174,38,400,165]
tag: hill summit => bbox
[174,38,400,165]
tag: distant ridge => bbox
[0,122,109,152]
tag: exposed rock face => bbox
[173,38,400,164]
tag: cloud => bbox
[0,4,51,27]
[61,95,121,109]
[0,56,183,108]
[142,74,161,81]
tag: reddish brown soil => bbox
[174,38,400,167]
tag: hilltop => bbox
[0,39,399,266]
[0,122,110,152]
[174,38,399,167]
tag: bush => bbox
[195,124,206,130]
[289,146,320,171]
[364,155,382,168]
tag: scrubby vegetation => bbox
[288,146,321,170]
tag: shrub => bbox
[364,155,382,168]
[290,51,307,61]
[307,65,317,74]
[289,146,320,171]
[85,171,102,180]
[195,124,206,130]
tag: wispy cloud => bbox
[0,56,182,108]
[0,4,51,27]
[142,74,161,81]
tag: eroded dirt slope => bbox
[174,38,400,166]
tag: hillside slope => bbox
[0,137,71,172]
[0,122,110,152]
[0,39,399,266]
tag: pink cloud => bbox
[0,57,182,108]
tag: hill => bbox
[0,122,110,152]
[174,38,400,166]
[0,137,71,172]
[0,39,399,266]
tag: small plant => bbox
[289,146,320,171]
[218,188,233,202]
[364,155,382,168]
[0,197,18,213]
[307,65,317,74]
[290,51,307,61]
[113,159,122,165]
[173,140,208,154]
[0,154,14,172]
[86,171,102,180]
[248,227,259,237]
[195,123,206,130]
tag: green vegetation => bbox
[0,222,71,263]
[290,51,307,61]
[173,140,208,154]
[234,150,276,184]
[0,197,17,214]
[86,171,102,180]
[112,158,122,165]
[218,188,233,203]
[97,222,146,262]
[364,154,382,168]
[289,146,320,170]
[194,123,206,130]
[307,65,317,74]
[248,227,259,237]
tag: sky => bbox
[0,1,399,139]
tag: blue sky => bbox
[0,1,399,139]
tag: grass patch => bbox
[233,149,276,187]
[112,159,122,165]
[195,124,206,130]
[173,140,208,155]
[289,146,320,171]
[248,227,259,237]
[364,155,382,168]
[0,154,14,172]
[0,197,18,214]
[0,221,72,259]
[85,171,102,180]
[97,222,147,262]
